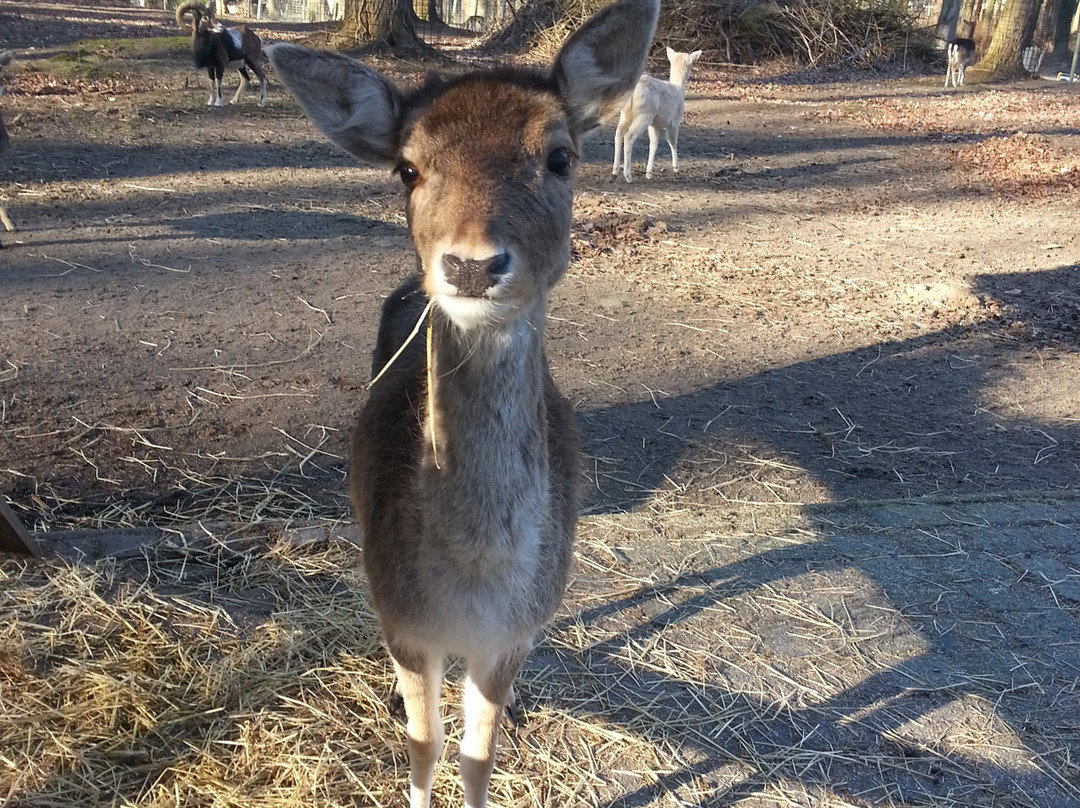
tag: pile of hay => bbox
[0,524,669,807]
[488,0,926,68]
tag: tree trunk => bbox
[936,0,963,39]
[340,0,422,46]
[976,0,1044,76]
[1035,0,1058,46]
[1053,0,1080,57]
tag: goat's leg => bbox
[958,64,965,86]
[231,68,250,104]
[645,125,659,179]
[240,31,267,108]
[461,648,527,808]
[256,69,267,108]
[389,643,444,808]
[211,66,224,107]
[206,67,217,106]
[0,203,14,233]
[667,121,680,174]
[248,61,268,108]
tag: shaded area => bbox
[532,497,1080,806]
[577,263,1080,512]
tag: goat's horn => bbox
[175,0,211,28]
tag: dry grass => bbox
[2,502,1077,807]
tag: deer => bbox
[0,50,16,245]
[176,0,267,107]
[266,0,659,805]
[612,46,702,183]
[945,36,976,88]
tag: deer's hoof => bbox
[388,691,406,721]
[502,701,523,731]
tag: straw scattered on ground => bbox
[3,500,1078,807]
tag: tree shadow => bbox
[576,263,1079,513]
[526,261,1080,804]
[532,503,1080,805]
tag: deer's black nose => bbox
[443,253,512,297]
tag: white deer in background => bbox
[266,0,659,805]
[613,46,702,182]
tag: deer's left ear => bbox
[551,0,659,134]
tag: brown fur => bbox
[267,1,658,805]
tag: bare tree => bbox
[340,0,422,46]
[1052,0,1080,62]
[977,0,1044,76]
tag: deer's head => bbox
[269,0,659,332]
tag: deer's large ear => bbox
[267,44,401,168]
[551,0,659,134]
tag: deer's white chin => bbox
[433,294,511,331]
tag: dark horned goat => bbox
[176,1,267,108]
[0,50,16,246]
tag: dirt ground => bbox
[1,2,1079,806]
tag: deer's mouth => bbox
[432,290,512,331]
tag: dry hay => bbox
[485,0,923,67]
[3,504,1078,807]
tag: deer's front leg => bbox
[389,643,444,808]
[461,647,528,808]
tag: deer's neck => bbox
[668,68,691,91]
[426,304,548,468]
[420,304,552,568]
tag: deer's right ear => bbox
[267,44,401,168]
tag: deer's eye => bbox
[547,147,572,177]
[398,162,420,189]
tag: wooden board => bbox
[0,500,41,556]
